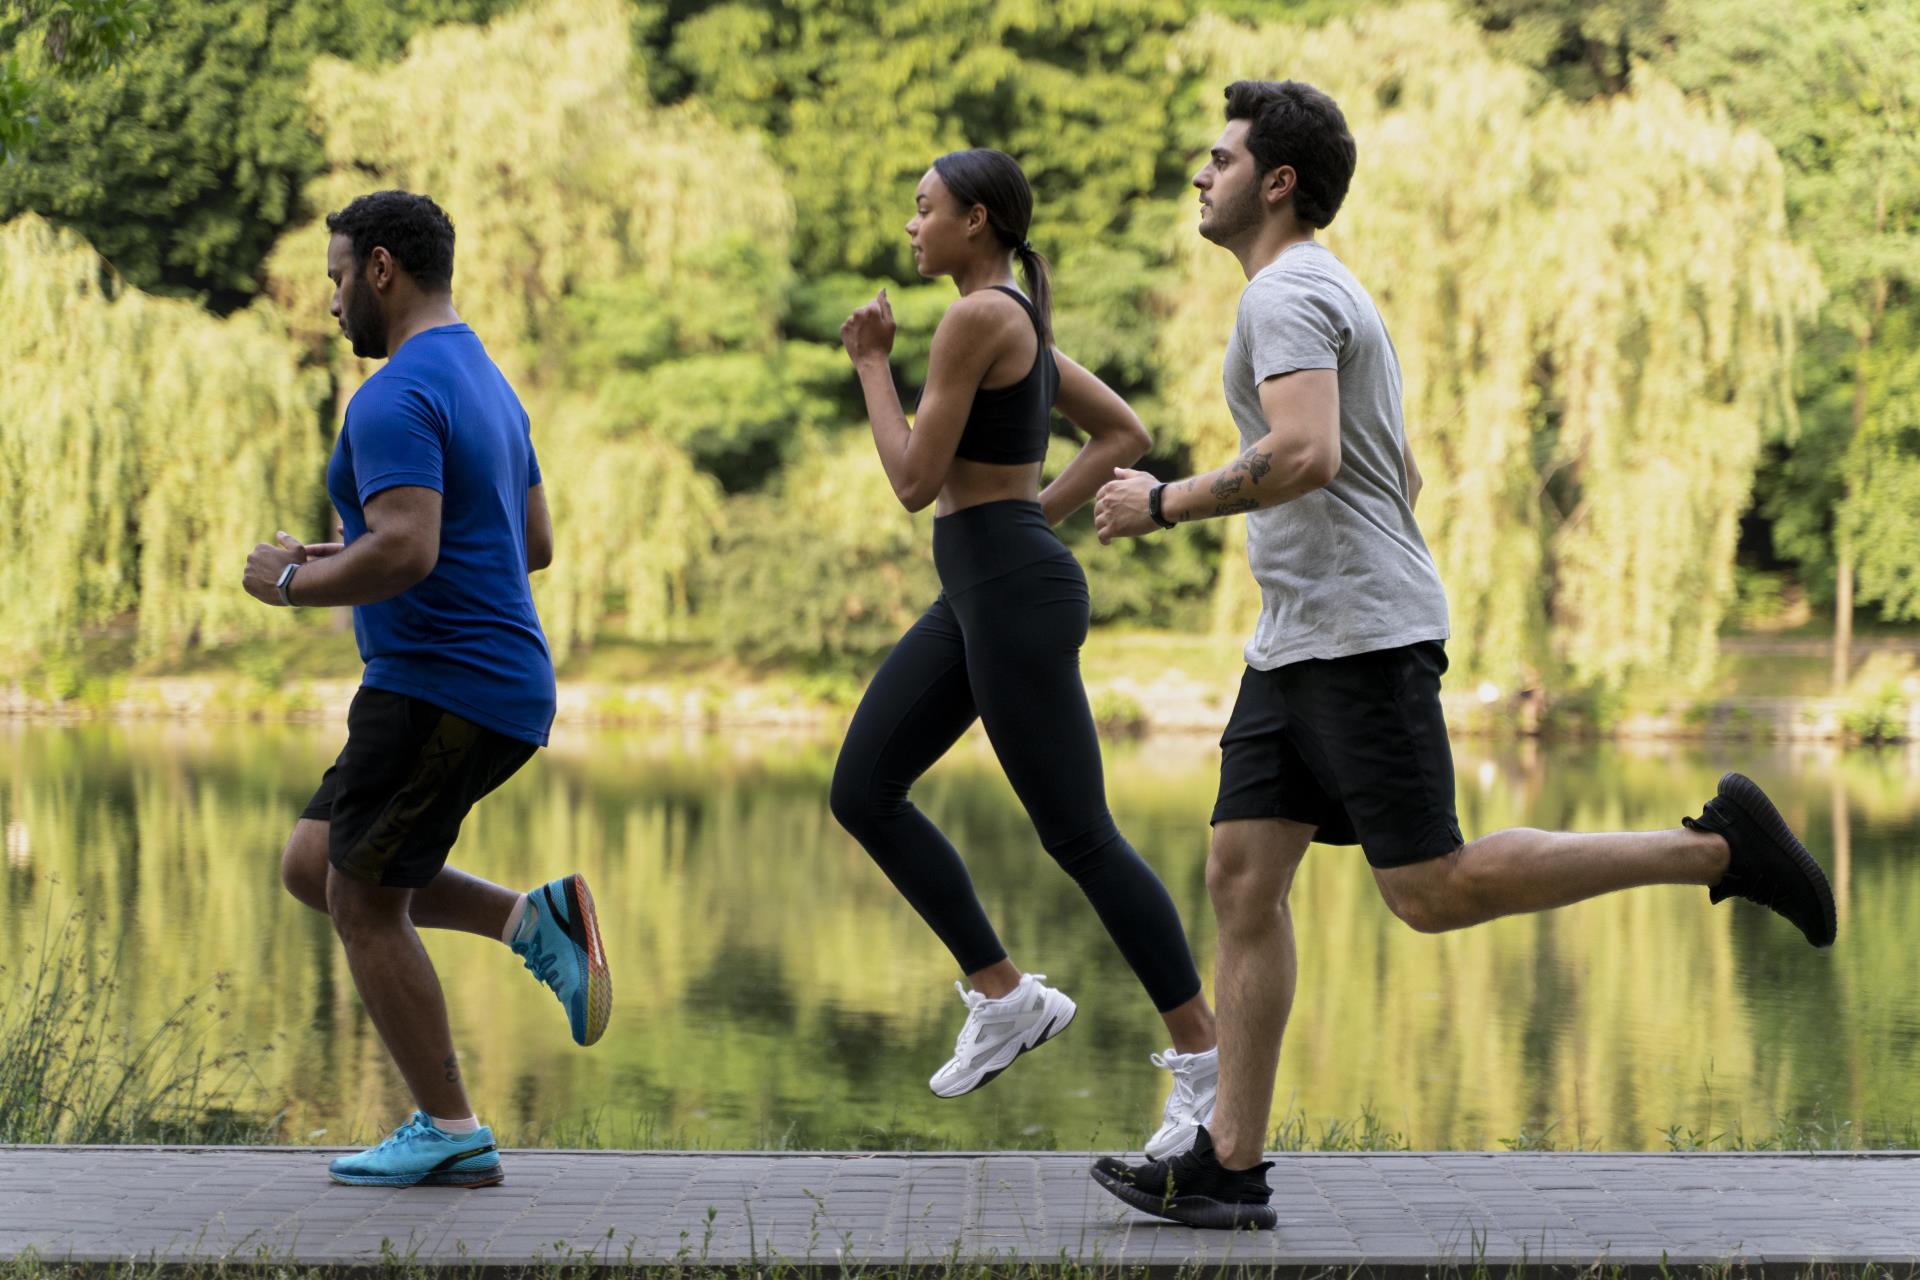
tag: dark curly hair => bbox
[324,190,456,290]
[1223,80,1356,229]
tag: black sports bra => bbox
[948,286,1058,465]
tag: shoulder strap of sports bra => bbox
[988,285,1045,342]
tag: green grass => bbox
[0,904,279,1145]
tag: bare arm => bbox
[243,485,441,608]
[843,290,1009,513]
[526,483,553,572]
[1093,368,1340,541]
[1038,349,1152,526]
[1403,437,1423,511]
[1161,369,1340,521]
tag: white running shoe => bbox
[928,973,1077,1098]
[1143,1046,1219,1159]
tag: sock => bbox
[430,1114,480,1135]
[501,893,530,945]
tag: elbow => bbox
[894,474,939,513]
[528,541,554,573]
[1297,442,1341,492]
[1121,420,1152,466]
[394,541,440,590]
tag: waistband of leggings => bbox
[931,499,1071,594]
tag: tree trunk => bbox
[1835,189,1891,694]
[1833,534,1853,690]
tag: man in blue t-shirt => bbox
[242,190,611,1189]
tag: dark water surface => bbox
[2,722,1914,1150]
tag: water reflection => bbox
[1,721,1916,1150]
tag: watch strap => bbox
[1148,483,1177,530]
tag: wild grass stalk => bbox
[0,902,278,1144]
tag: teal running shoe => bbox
[511,873,612,1046]
[327,1113,503,1187]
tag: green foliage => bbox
[1483,0,1920,629]
[0,0,152,163]
[1162,5,1818,696]
[263,0,803,658]
[0,214,328,669]
[1843,307,1920,621]
[1460,0,1679,99]
[1664,0,1920,624]
[0,0,515,306]
[657,0,1192,280]
[692,434,937,660]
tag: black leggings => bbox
[829,500,1203,1013]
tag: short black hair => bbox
[1223,80,1356,229]
[325,190,456,290]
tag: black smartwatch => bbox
[1147,483,1177,530]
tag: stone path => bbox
[1,1147,1917,1273]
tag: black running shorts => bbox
[1210,641,1463,868]
[300,687,538,888]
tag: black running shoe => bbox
[1089,1125,1276,1230]
[1685,772,1837,948]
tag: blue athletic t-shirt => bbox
[326,324,556,746]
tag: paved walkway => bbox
[2,1147,1918,1273]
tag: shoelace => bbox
[517,933,562,989]
[379,1113,435,1150]
[948,975,1047,1057]
[1152,1051,1198,1117]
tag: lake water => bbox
[2,722,1915,1151]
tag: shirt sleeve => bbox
[1243,272,1346,383]
[344,376,447,506]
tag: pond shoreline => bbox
[4,671,1915,742]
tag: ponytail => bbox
[933,148,1052,343]
[1014,243,1053,345]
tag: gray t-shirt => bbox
[1223,240,1449,670]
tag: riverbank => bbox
[8,630,1919,742]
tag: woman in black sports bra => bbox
[835,148,1219,1156]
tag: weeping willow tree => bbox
[1159,4,1821,699]
[0,215,326,672]
[265,0,798,659]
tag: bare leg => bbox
[1205,818,1312,1171]
[1373,826,1730,934]
[966,958,1023,1000]
[1158,993,1217,1055]
[325,866,472,1119]
[283,819,517,939]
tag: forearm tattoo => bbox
[1205,444,1276,511]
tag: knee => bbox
[279,826,329,912]
[1377,852,1473,934]
[827,759,872,837]
[324,873,398,943]
[1206,832,1298,933]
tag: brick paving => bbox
[0,1147,1917,1273]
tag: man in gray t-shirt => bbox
[1088,78,1835,1233]
[1225,238,1448,668]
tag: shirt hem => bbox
[1244,629,1451,672]
[360,674,553,747]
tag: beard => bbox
[342,282,390,359]
[1199,182,1262,247]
